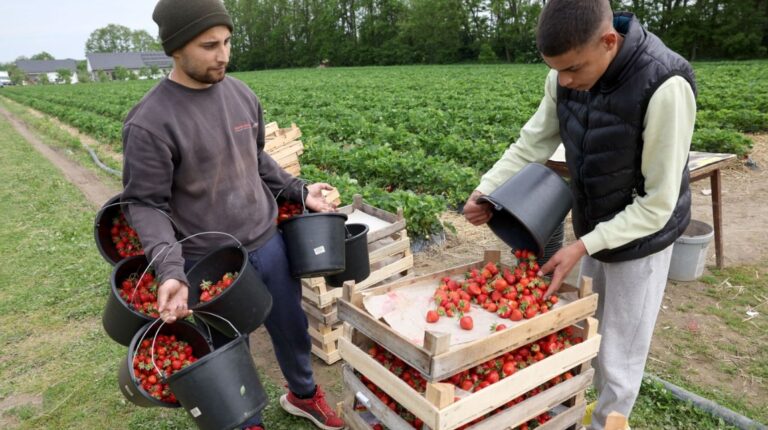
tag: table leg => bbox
[711,170,724,268]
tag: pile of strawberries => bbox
[132,335,199,404]
[198,272,238,303]
[426,249,558,331]
[118,272,159,318]
[111,212,144,258]
[360,326,582,429]
[276,200,303,223]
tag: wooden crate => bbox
[339,319,598,430]
[342,364,589,430]
[337,249,599,381]
[264,122,303,176]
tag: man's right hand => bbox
[464,190,493,225]
[156,279,192,323]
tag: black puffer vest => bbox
[557,13,696,262]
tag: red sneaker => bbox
[279,385,345,430]
[243,426,264,430]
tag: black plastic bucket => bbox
[280,212,349,277]
[478,163,572,257]
[325,223,371,288]
[186,245,273,336]
[94,194,143,265]
[103,255,154,346]
[168,312,268,430]
[118,319,212,408]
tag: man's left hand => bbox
[538,240,588,297]
[304,183,337,212]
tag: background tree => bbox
[38,74,50,85]
[55,68,73,84]
[30,51,55,60]
[113,66,131,81]
[85,24,162,53]
[75,60,91,83]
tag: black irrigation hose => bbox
[647,374,767,430]
[84,143,121,178]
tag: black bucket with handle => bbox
[103,255,155,346]
[325,223,371,288]
[478,163,572,257]
[167,312,268,430]
[94,194,143,265]
[117,319,212,408]
[280,212,349,277]
[186,245,273,336]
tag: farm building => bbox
[15,59,79,84]
[86,52,172,80]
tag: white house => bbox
[15,59,79,84]
[0,71,11,86]
[86,52,172,80]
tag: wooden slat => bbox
[311,345,341,364]
[309,324,343,345]
[338,299,433,375]
[438,336,600,430]
[354,254,414,291]
[303,284,343,307]
[302,300,338,325]
[339,337,440,427]
[535,402,586,430]
[341,404,371,430]
[342,365,416,430]
[464,369,593,430]
[367,234,410,265]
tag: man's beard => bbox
[188,67,226,85]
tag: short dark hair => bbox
[536,0,613,57]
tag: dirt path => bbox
[0,105,119,208]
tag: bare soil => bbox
[5,102,767,413]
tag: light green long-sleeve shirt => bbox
[477,70,696,255]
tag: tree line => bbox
[222,0,768,71]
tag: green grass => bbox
[0,111,313,429]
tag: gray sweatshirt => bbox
[121,76,305,286]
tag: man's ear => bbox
[600,31,620,51]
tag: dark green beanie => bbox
[153,0,234,55]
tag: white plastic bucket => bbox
[668,220,714,281]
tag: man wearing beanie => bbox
[464,0,696,429]
[120,1,346,429]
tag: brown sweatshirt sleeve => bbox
[253,98,307,203]
[121,124,188,287]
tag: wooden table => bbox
[546,147,737,268]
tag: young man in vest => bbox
[463,0,696,428]
[121,1,345,429]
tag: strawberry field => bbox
[2,62,766,239]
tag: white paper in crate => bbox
[363,279,571,347]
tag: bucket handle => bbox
[101,200,183,234]
[274,183,309,215]
[129,231,244,306]
[148,311,242,380]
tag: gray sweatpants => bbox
[583,245,673,430]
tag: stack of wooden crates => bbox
[265,122,415,364]
[336,250,601,430]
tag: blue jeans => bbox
[187,232,315,426]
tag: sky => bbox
[0,0,161,63]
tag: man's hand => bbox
[305,183,337,212]
[156,279,192,323]
[463,190,493,225]
[538,240,587,297]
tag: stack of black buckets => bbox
[96,194,372,430]
[95,194,272,430]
